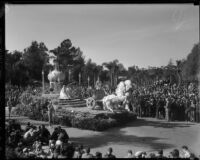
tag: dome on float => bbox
[48,69,65,82]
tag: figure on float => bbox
[59,85,72,99]
[102,80,133,112]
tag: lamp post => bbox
[67,64,73,83]
[88,76,90,88]
[68,69,71,82]
[42,70,44,94]
[79,73,81,85]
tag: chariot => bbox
[86,89,106,109]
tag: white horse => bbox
[102,80,132,112]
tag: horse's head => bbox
[116,81,126,97]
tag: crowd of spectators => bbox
[5,119,200,159]
[131,81,199,122]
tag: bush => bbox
[5,147,18,159]
[12,96,49,121]
[5,84,24,107]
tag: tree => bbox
[181,42,200,82]
[23,41,49,81]
[82,59,97,86]
[50,39,85,83]
[102,59,126,88]
[5,50,30,85]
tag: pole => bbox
[42,70,45,94]
[68,69,71,82]
[79,73,81,85]
[88,77,90,88]
[94,75,95,88]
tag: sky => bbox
[5,4,199,69]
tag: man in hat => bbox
[47,100,55,127]
[7,98,12,119]
[104,147,116,158]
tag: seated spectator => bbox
[50,127,59,141]
[38,124,50,145]
[148,153,156,158]
[73,146,82,158]
[170,149,180,158]
[134,151,143,158]
[58,149,68,159]
[79,144,85,155]
[14,142,23,157]
[156,149,165,158]
[181,145,191,158]
[23,128,33,140]
[95,151,102,158]
[62,142,75,158]
[53,145,61,158]
[11,119,21,131]
[32,139,39,151]
[35,140,42,155]
[25,122,31,132]
[49,140,56,156]
[56,136,63,148]
[22,148,30,158]
[141,152,147,158]
[57,126,69,143]
[81,147,94,158]
[37,149,47,159]
[6,146,18,159]
[104,147,116,158]
[124,150,134,158]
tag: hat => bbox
[158,149,163,155]
[23,148,28,153]
[135,151,143,157]
[170,149,179,157]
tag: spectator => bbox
[156,149,165,158]
[134,151,143,158]
[39,124,50,145]
[55,136,63,149]
[14,142,23,158]
[58,149,68,158]
[47,100,55,127]
[170,149,180,158]
[73,146,82,158]
[53,145,61,158]
[104,147,116,158]
[181,145,191,158]
[7,98,12,119]
[50,127,59,141]
[48,140,56,157]
[25,122,31,132]
[23,128,33,140]
[22,148,30,158]
[124,150,134,158]
[81,147,94,158]
[148,153,156,158]
[57,126,69,143]
[95,152,102,158]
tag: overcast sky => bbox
[5,4,199,68]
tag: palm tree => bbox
[102,59,125,88]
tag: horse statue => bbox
[102,80,133,112]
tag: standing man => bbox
[7,98,12,119]
[47,100,55,127]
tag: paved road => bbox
[5,109,200,158]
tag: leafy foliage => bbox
[181,42,200,82]
[23,41,49,81]
[5,39,199,87]
[50,39,85,83]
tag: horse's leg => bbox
[106,101,114,112]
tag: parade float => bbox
[39,60,137,131]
